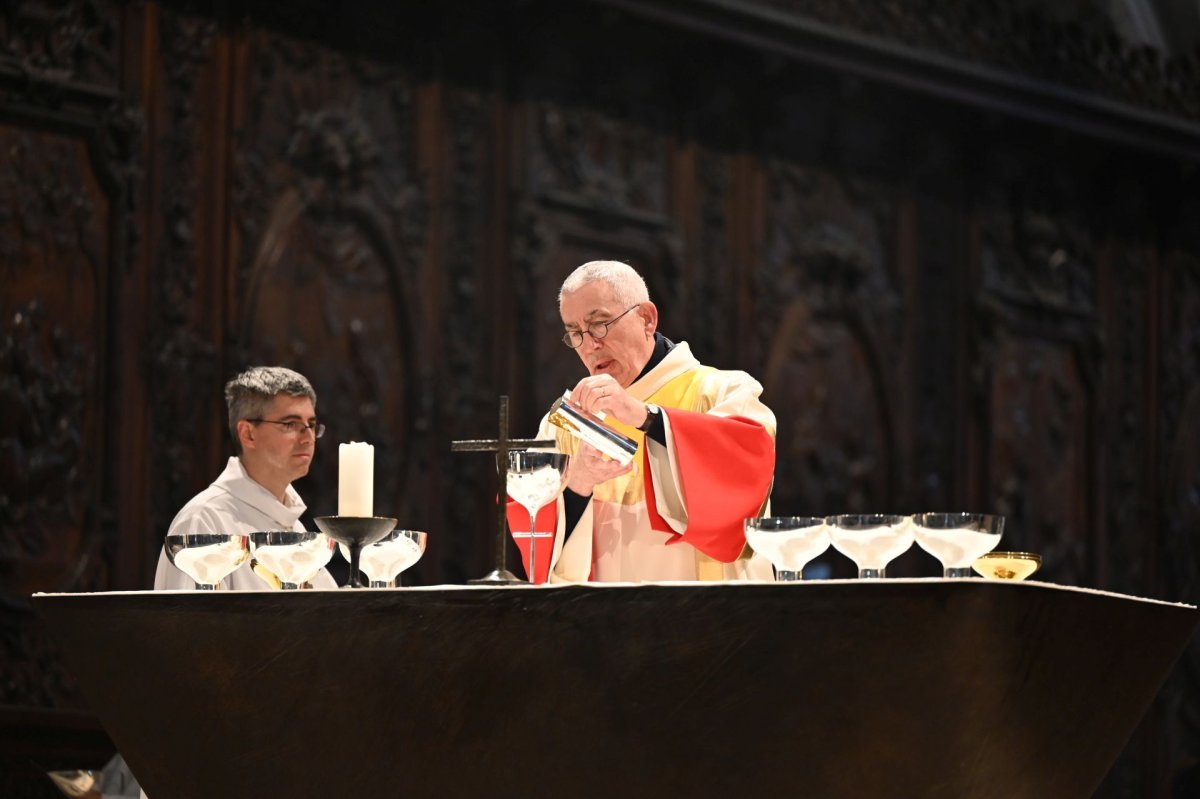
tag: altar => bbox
[33,580,1198,799]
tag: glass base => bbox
[469,569,526,585]
[944,566,974,579]
[858,568,885,579]
[776,569,801,581]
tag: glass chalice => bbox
[506,450,570,583]
[248,531,336,589]
[164,533,250,589]
[827,514,913,579]
[744,516,830,581]
[339,529,428,587]
[912,512,1005,578]
[973,551,1041,580]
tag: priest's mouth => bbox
[592,359,615,373]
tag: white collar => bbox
[627,341,700,400]
[212,456,307,528]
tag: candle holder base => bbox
[313,516,397,588]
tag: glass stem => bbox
[528,510,538,584]
[369,580,390,588]
[776,569,800,581]
[859,568,885,579]
[944,566,973,579]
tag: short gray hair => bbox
[558,260,650,307]
[224,366,317,455]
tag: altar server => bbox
[153,366,336,590]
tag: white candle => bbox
[339,442,374,517]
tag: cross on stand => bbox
[451,395,555,584]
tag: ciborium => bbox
[248,531,336,589]
[338,529,428,587]
[744,516,830,581]
[163,533,249,589]
[913,512,1004,578]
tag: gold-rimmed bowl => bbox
[972,551,1042,580]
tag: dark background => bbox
[2,0,1198,795]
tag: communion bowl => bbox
[972,551,1042,580]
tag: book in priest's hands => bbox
[547,391,639,466]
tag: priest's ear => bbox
[638,301,659,338]
[235,418,259,453]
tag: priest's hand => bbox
[570,374,649,428]
[566,441,634,496]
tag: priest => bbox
[509,260,777,582]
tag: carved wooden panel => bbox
[1097,240,1153,596]
[145,8,222,535]
[0,120,115,723]
[976,198,1101,587]
[517,100,679,432]
[438,85,503,581]
[0,0,119,87]
[1158,249,1200,792]
[756,162,901,522]
[0,0,1198,795]
[0,2,137,787]
[750,0,1200,119]
[230,29,427,534]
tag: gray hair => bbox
[558,260,650,307]
[224,366,317,455]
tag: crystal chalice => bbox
[506,450,570,583]
[164,533,250,589]
[339,529,428,587]
[913,512,1005,578]
[744,516,830,581]
[827,514,913,579]
[248,531,336,590]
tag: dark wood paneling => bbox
[2,0,1198,796]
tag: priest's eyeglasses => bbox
[248,419,326,438]
[561,304,641,348]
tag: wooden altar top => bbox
[33,579,1198,799]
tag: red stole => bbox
[507,407,773,582]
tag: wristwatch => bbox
[637,403,661,433]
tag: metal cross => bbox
[451,395,554,584]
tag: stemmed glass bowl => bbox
[827,514,913,579]
[912,513,1004,578]
[743,516,830,581]
[164,533,249,589]
[506,450,570,583]
[339,529,428,587]
[248,531,335,589]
